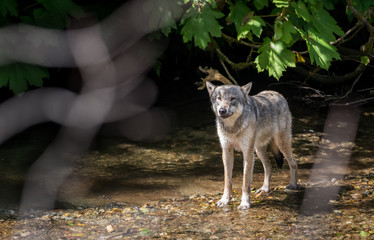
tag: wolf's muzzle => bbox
[218,108,231,118]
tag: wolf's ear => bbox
[241,82,252,96]
[206,81,216,96]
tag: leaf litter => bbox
[0,104,373,239]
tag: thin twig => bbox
[218,57,239,85]
[346,0,374,32]
[332,96,374,106]
[357,87,374,92]
[215,47,255,70]
[268,81,326,97]
[221,33,261,48]
[341,71,363,99]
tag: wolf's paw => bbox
[216,198,230,208]
[255,186,270,194]
[237,197,250,210]
[237,202,250,210]
[285,184,303,191]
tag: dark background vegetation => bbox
[0,0,373,108]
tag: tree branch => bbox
[346,0,374,32]
[292,63,366,86]
[197,66,235,90]
[218,57,238,85]
[215,47,256,70]
[221,33,261,49]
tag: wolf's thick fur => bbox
[206,82,298,210]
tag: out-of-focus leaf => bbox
[36,0,85,28]
[0,0,18,17]
[360,231,370,237]
[254,0,268,10]
[0,63,49,95]
[273,0,290,8]
[143,0,184,35]
[361,56,370,66]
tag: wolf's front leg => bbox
[238,149,255,210]
[216,147,234,208]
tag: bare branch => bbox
[221,33,261,48]
[292,63,366,86]
[218,57,239,85]
[197,66,234,90]
[346,0,374,32]
[333,21,363,45]
[215,47,256,70]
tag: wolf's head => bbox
[206,82,252,119]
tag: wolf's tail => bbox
[271,140,284,169]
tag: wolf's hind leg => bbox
[274,132,299,189]
[255,146,271,194]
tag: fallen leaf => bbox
[360,231,370,237]
[106,225,114,233]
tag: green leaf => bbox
[347,0,373,15]
[293,1,313,22]
[293,2,343,43]
[240,16,265,39]
[254,38,295,80]
[361,56,370,66]
[228,2,265,39]
[302,30,340,69]
[274,19,298,44]
[254,0,268,10]
[36,0,85,28]
[0,0,18,17]
[0,63,49,95]
[33,8,65,29]
[309,3,344,42]
[181,6,224,49]
[360,231,370,237]
[273,0,290,8]
[228,1,251,33]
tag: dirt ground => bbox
[0,101,373,239]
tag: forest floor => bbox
[0,100,373,239]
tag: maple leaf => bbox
[274,18,297,45]
[309,3,344,42]
[181,6,224,49]
[0,0,18,17]
[227,1,265,40]
[254,0,268,10]
[255,38,295,80]
[303,30,340,70]
[0,63,49,95]
[293,1,343,42]
[36,0,85,28]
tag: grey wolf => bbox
[206,81,299,210]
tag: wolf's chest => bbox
[217,127,254,151]
[217,124,272,151]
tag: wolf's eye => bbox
[217,96,221,101]
[230,97,236,101]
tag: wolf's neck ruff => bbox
[217,103,245,133]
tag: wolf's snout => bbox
[218,108,231,118]
[219,108,227,115]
